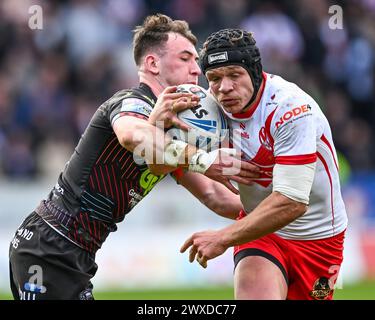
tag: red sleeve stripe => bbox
[275,153,317,165]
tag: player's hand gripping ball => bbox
[167,84,228,152]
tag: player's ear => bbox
[144,54,159,75]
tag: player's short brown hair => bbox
[133,13,197,66]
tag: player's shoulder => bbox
[109,86,154,107]
[266,74,319,112]
[105,85,156,117]
[124,84,157,106]
[264,74,322,133]
[266,74,306,106]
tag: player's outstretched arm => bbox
[180,161,316,268]
[114,115,260,191]
[180,191,307,268]
[201,149,260,194]
[113,115,199,174]
[114,115,174,166]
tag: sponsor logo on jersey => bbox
[128,189,143,209]
[128,170,163,208]
[129,189,143,201]
[139,169,164,196]
[275,104,312,129]
[12,227,34,249]
[121,98,153,115]
[208,51,228,64]
[309,277,333,300]
[17,228,34,240]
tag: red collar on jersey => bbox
[231,71,267,119]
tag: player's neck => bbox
[139,72,165,97]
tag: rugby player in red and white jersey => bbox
[9,18,260,300]
[181,29,348,300]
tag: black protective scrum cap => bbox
[200,29,263,104]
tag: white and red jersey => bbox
[225,72,348,240]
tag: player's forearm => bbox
[115,117,196,172]
[117,119,168,161]
[178,172,241,220]
[219,192,307,247]
[203,183,242,219]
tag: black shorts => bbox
[9,212,98,300]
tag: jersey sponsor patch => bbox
[275,104,312,129]
[139,169,164,196]
[111,98,153,125]
[121,98,153,116]
[112,111,148,125]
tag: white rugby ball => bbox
[167,84,227,152]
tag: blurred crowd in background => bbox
[0,0,374,180]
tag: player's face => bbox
[206,66,253,114]
[157,33,201,86]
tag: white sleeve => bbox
[270,100,319,204]
[273,163,316,204]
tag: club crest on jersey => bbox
[239,122,249,139]
[309,277,333,300]
[258,127,273,151]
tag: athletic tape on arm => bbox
[272,163,316,204]
[163,140,188,167]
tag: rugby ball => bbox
[167,84,227,152]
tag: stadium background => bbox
[1,0,375,299]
